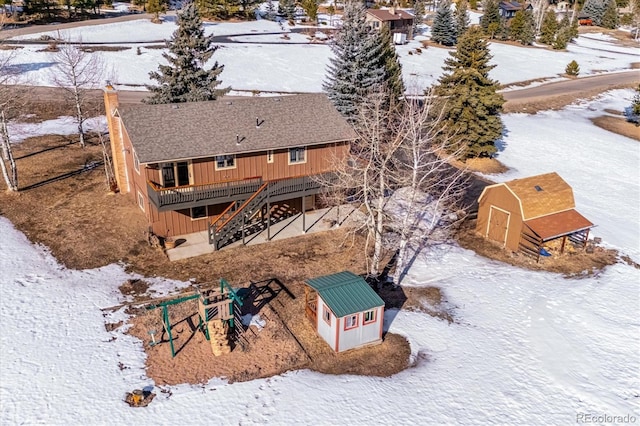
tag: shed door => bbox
[487,206,510,246]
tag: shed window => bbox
[216,155,236,170]
[363,309,376,324]
[288,147,306,164]
[344,314,358,330]
[323,306,331,325]
[534,185,543,192]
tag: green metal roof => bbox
[305,271,384,318]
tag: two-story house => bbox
[103,87,358,250]
[498,1,533,19]
[366,7,415,41]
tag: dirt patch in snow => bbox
[590,115,639,141]
[455,221,619,277]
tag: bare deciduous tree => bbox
[0,16,20,192]
[387,91,469,285]
[321,90,470,283]
[51,36,105,148]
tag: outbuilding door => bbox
[487,206,510,246]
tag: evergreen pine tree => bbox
[377,25,405,105]
[582,0,606,25]
[601,0,619,28]
[632,85,640,115]
[569,13,580,40]
[539,9,558,45]
[278,0,296,20]
[454,0,470,39]
[510,10,534,44]
[435,27,504,158]
[413,0,426,36]
[565,60,580,76]
[509,10,526,42]
[553,26,571,49]
[431,0,457,46]
[144,2,229,104]
[146,0,165,22]
[324,1,388,119]
[480,0,501,33]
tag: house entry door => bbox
[161,162,190,188]
[176,162,189,187]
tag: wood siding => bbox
[143,143,348,186]
[476,184,524,252]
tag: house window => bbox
[288,147,306,164]
[323,306,331,325]
[216,154,236,170]
[344,314,358,330]
[137,191,145,212]
[133,150,140,174]
[363,309,376,324]
[191,206,207,220]
[267,150,274,164]
[374,21,380,28]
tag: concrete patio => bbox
[166,205,360,261]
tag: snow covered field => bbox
[4,18,638,92]
[1,15,639,426]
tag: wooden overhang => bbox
[524,209,594,241]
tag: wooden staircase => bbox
[207,175,324,251]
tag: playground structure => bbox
[146,279,245,358]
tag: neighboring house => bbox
[498,1,533,19]
[366,7,415,41]
[304,271,385,353]
[475,172,594,261]
[103,87,357,250]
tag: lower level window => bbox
[344,314,358,330]
[191,206,207,220]
[137,191,145,212]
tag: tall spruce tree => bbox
[413,0,426,35]
[538,9,558,45]
[435,27,504,158]
[144,2,229,104]
[324,1,398,119]
[454,0,471,39]
[377,25,405,105]
[431,0,457,45]
[509,9,535,44]
[601,0,619,28]
[480,0,501,33]
[582,0,606,25]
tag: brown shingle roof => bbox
[505,172,575,220]
[366,8,414,22]
[524,209,593,241]
[117,94,358,164]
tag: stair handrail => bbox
[215,182,268,232]
[210,201,237,229]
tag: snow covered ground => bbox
[1,14,639,426]
[3,18,638,92]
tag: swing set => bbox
[146,278,243,358]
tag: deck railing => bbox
[147,177,263,211]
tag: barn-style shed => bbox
[476,173,594,260]
[304,271,385,353]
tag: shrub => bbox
[565,60,580,76]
